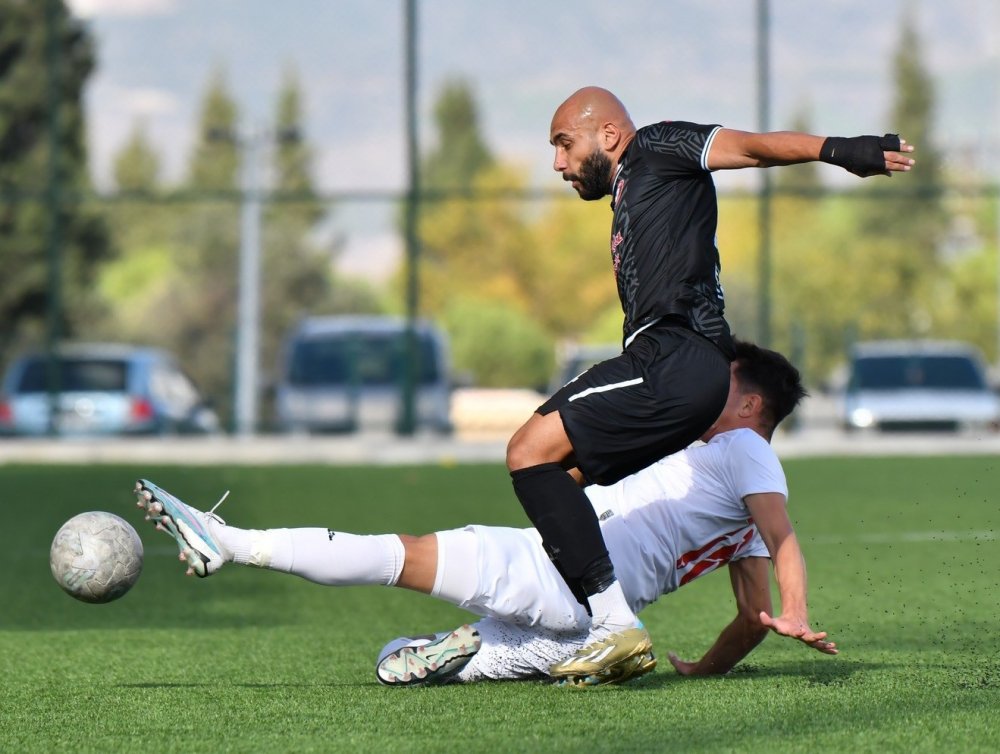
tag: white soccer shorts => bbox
[436,525,592,634]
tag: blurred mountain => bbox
[71,0,1000,191]
[66,0,1000,279]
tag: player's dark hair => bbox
[731,339,808,432]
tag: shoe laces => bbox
[207,490,230,522]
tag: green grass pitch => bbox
[1,456,999,753]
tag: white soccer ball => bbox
[50,511,144,603]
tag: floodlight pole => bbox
[44,0,64,436]
[399,0,420,436]
[756,0,773,348]
[987,6,1000,370]
[234,127,263,437]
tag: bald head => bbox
[551,87,635,136]
[549,87,637,200]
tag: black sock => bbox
[511,463,617,599]
[543,542,590,611]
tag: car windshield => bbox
[15,357,129,393]
[850,354,986,391]
[288,332,440,387]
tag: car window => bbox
[15,358,129,393]
[150,363,201,409]
[288,332,441,387]
[850,355,986,391]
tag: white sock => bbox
[215,525,406,587]
[585,580,637,638]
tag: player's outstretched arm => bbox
[745,492,838,656]
[707,128,914,177]
[666,556,771,676]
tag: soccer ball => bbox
[50,511,144,604]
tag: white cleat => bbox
[134,479,228,577]
[375,625,481,687]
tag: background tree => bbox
[767,106,832,380]
[401,79,560,387]
[528,196,621,341]
[852,14,945,339]
[265,67,381,327]
[421,78,494,191]
[408,77,496,304]
[441,296,553,389]
[96,68,382,427]
[96,70,244,423]
[259,67,381,422]
[94,121,174,340]
[753,17,953,385]
[113,120,160,192]
[0,0,111,366]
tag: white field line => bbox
[808,529,998,544]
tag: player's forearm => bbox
[709,129,824,170]
[743,131,825,167]
[688,615,768,675]
[771,532,809,618]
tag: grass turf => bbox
[1,457,999,752]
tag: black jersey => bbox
[609,121,733,356]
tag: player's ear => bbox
[740,393,763,418]
[601,122,622,151]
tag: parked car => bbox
[839,340,1000,432]
[274,316,452,433]
[0,343,219,437]
[549,343,622,394]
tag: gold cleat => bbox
[550,626,654,684]
[556,650,657,688]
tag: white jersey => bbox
[449,427,788,681]
[589,427,784,613]
[456,427,786,636]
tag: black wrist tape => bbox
[820,133,901,178]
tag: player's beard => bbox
[572,148,613,200]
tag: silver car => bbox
[275,316,452,434]
[840,340,1000,432]
[0,343,219,436]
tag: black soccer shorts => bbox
[538,323,731,486]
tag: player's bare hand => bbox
[667,651,699,676]
[759,611,838,655]
[884,138,915,174]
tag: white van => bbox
[839,339,1000,432]
[274,316,452,434]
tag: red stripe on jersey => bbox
[677,526,757,587]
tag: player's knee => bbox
[506,426,536,471]
[506,413,570,471]
[507,432,552,472]
[396,534,437,593]
[506,436,527,471]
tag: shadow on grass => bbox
[113,658,885,693]
[623,657,876,691]
[116,681,367,689]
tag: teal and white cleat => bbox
[134,479,227,577]
[375,624,481,687]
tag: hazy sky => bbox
[66,0,1000,278]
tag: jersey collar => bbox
[610,160,626,209]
